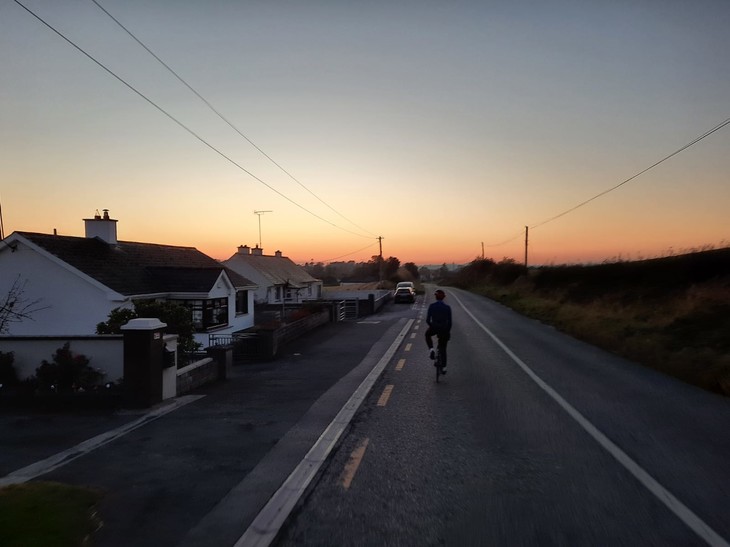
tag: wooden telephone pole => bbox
[377,236,384,283]
[0,196,4,240]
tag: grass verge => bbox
[471,281,730,396]
[0,481,103,547]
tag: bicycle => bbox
[434,346,445,382]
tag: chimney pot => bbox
[84,210,118,244]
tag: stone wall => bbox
[176,357,217,395]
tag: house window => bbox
[236,290,249,315]
[275,286,282,301]
[178,298,229,330]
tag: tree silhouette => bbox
[0,276,47,334]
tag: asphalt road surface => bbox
[1,308,410,547]
[275,288,730,547]
[2,289,729,546]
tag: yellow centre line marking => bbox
[395,358,406,371]
[341,437,370,490]
[377,384,394,406]
[405,343,412,351]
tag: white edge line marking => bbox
[0,394,205,488]
[235,319,414,547]
[451,292,729,547]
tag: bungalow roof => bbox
[16,232,255,296]
[227,253,319,288]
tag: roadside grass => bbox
[470,278,730,396]
[0,481,103,547]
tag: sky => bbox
[1,0,729,267]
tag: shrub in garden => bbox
[0,350,18,387]
[34,343,104,393]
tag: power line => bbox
[481,115,730,252]
[318,241,379,263]
[90,0,376,239]
[530,116,730,230]
[14,0,374,241]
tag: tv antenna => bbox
[253,210,272,248]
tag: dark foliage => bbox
[0,350,18,386]
[450,257,526,288]
[532,247,730,298]
[97,300,197,352]
[34,342,104,393]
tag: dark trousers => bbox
[425,327,450,366]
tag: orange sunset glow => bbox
[2,2,728,267]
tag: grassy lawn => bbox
[0,482,103,547]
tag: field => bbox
[450,248,730,396]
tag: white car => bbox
[393,287,416,303]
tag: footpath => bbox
[0,315,411,547]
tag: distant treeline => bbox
[448,247,730,294]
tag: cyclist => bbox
[425,289,452,373]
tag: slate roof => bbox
[226,253,320,288]
[17,232,255,296]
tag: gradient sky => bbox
[2,0,729,266]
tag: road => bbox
[1,300,413,546]
[275,288,730,546]
[2,287,729,546]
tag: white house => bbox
[223,245,322,305]
[0,211,257,345]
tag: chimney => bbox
[84,208,118,244]
[238,245,250,255]
[274,250,282,258]
[251,245,263,256]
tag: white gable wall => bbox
[0,240,129,336]
[222,259,273,304]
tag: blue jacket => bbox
[427,300,452,331]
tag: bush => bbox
[0,350,18,387]
[34,343,104,394]
[97,301,198,353]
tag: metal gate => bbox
[335,299,359,321]
[343,299,359,320]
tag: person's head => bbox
[434,289,445,300]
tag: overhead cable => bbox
[482,115,730,250]
[318,241,379,263]
[14,0,373,240]
[530,116,730,230]
[91,0,376,239]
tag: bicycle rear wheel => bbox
[435,352,442,382]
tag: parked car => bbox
[393,286,416,303]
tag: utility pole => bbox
[524,226,529,269]
[0,195,5,240]
[481,242,485,260]
[253,210,272,248]
[377,236,384,284]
